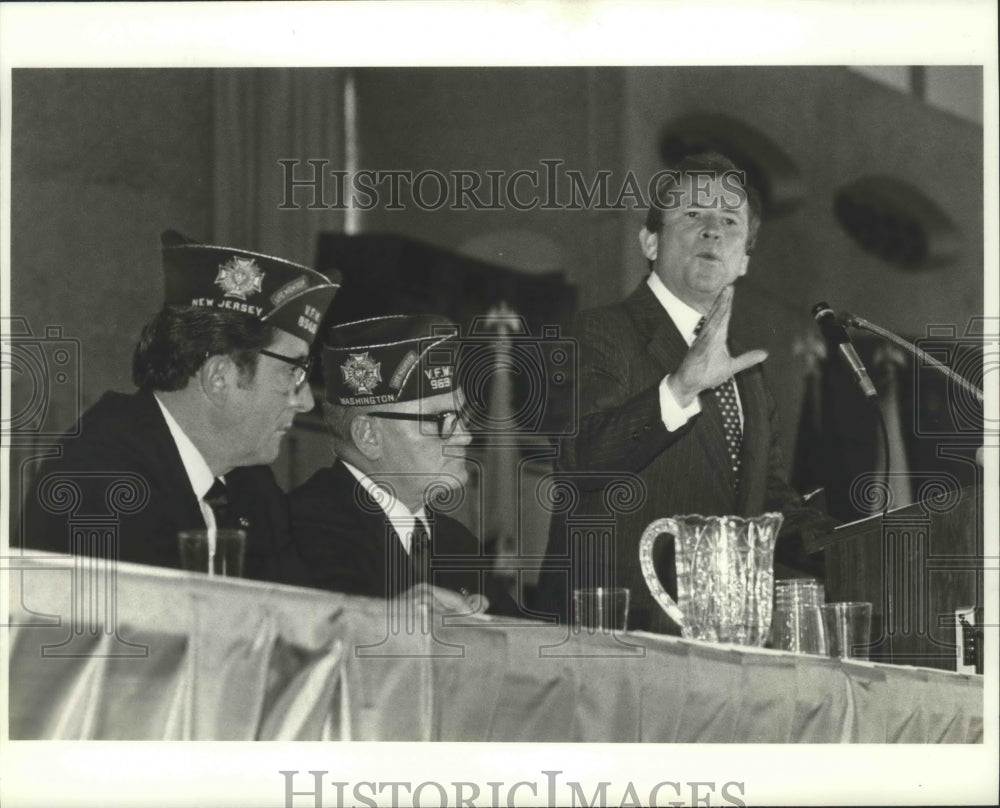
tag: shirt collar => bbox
[647,272,704,346]
[153,393,217,501]
[341,460,427,554]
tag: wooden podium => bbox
[807,483,984,671]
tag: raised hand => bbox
[667,286,768,406]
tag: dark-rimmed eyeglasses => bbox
[259,349,313,393]
[368,404,470,440]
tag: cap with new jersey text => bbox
[160,229,340,345]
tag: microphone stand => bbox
[842,314,984,666]
[842,313,984,403]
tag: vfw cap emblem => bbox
[215,256,265,300]
[341,352,382,395]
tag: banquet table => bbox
[6,553,983,742]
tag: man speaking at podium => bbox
[539,152,831,634]
[21,231,339,578]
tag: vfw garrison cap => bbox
[324,314,459,406]
[160,230,340,345]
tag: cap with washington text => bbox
[323,314,459,406]
[160,229,340,345]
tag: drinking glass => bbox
[572,587,630,633]
[178,529,246,577]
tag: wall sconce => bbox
[659,113,805,215]
[833,176,960,269]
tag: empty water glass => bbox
[769,578,827,655]
[822,602,873,659]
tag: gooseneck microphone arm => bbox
[841,313,984,404]
[812,301,878,399]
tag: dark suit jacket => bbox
[538,282,823,632]
[284,461,518,615]
[20,390,292,580]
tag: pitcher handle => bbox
[638,517,686,628]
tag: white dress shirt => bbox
[154,394,220,530]
[342,460,428,554]
[646,272,744,431]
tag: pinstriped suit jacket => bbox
[538,281,810,633]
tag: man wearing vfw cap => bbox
[21,231,339,577]
[282,314,517,615]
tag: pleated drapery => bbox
[7,553,983,743]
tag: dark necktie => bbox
[695,317,743,489]
[410,517,431,585]
[204,478,238,529]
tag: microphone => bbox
[812,301,878,399]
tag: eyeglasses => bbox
[368,404,471,439]
[259,349,313,393]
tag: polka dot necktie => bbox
[695,317,743,489]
